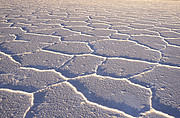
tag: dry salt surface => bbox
[0,0,180,117]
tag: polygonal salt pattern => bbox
[16,33,61,43]
[97,58,156,78]
[130,35,167,50]
[90,40,161,62]
[57,55,104,78]
[0,0,179,117]
[63,34,107,42]
[160,46,180,66]
[86,29,117,36]
[69,76,151,117]
[25,82,128,118]
[0,41,48,54]
[130,66,180,117]
[12,51,72,69]
[119,29,159,36]
[64,26,94,34]
[0,68,65,92]
[43,41,92,54]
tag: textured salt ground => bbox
[0,0,180,117]
[97,58,156,78]
[0,89,33,118]
[43,41,93,54]
[0,68,65,92]
[15,33,61,43]
[0,53,20,74]
[62,34,108,42]
[0,33,15,42]
[57,55,105,78]
[64,26,94,34]
[130,35,167,50]
[90,40,161,62]
[69,76,151,116]
[25,82,129,118]
[110,33,130,40]
[160,46,180,67]
[130,66,180,117]
[165,38,180,46]
[0,41,48,54]
[12,51,72,69]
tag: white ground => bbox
[0,0,180,117]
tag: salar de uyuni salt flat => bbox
[0,0,180,117]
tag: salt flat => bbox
[0,0,180,117]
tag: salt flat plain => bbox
[0,0,180,117]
